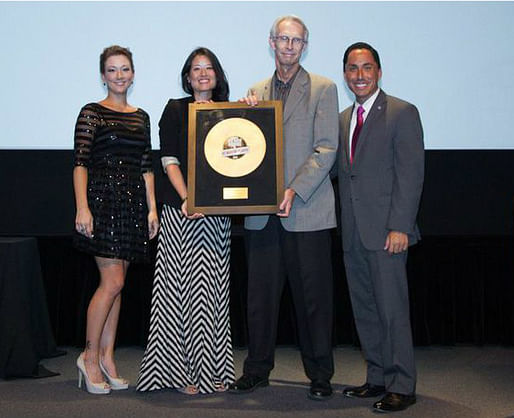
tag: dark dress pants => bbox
[344,226,416,395]
[243,216,334,382]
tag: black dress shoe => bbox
[228,375,269,394]
[373,392,416,412]
[308,380,333,401]
[343,383,386,398]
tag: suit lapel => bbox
[341,107,352,167]
[259,79,272,100]
[353,90,387,162]
[283,67,308,124]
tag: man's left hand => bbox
[277,188,296,217]
[384,231,408,254]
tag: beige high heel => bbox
[214,382,227,392]
[176,385,199,395]
[99,361,129,390]
[76,353,111,394]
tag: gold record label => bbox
[204,117,266,178]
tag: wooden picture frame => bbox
[187,101,283,215]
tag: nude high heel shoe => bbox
[76,353,111,394]
[176,385,199,395]
[99,360,129,390]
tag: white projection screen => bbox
[1,1,514,150]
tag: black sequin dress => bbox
[73,103,153,262]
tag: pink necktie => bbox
[350,105,365,164]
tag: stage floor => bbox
[1,346,513,418]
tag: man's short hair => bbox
[343,42,381,70]
[270,15,309,42]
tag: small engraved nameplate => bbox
[223,187,249,200]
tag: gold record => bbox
[204,117,266,178]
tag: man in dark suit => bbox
[336,42,424,412]
[228,15,339,400]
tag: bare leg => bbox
[100,260,129,377]
[83,257,127,384]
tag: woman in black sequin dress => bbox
[72,45,159,394]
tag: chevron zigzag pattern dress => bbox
[137,206,234,393]
[137,97,234,393]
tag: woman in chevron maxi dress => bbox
[137,47,234,395]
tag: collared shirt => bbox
[349,88,381,152]
[271,68,300,108]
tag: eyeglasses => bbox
[273,35,306,48]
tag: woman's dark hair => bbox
[100,45,134,74]
[181,47,229,101]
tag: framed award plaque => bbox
[187,101,284,215]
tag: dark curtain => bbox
[37,232,514,349]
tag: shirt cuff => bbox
[161,156,180,172]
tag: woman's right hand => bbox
[181,199,204,220]
[75,207,94,238]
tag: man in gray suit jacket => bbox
[336,42,424,412]
[228,15,339,400]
